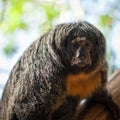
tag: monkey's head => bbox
[52,21,106,73]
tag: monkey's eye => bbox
[73,43,79,48]
[85,42,89,47]
[80,40,86,46]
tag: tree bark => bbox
[77,69,120,120]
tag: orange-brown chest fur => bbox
[66,71,101,98]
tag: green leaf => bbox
[43,3,61,20]
[3,40,17,56]
[99,14,113,28]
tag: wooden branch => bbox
[77,69,120,120]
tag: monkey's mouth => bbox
[71,57,91,68]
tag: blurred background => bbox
[0,0,120,98]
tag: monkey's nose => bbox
[71,57,82,66]
[80,55,85,60]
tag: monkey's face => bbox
[68,36,92,69]
[54,21,106,72]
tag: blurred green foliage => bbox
[40,3,61,32]
[0,0,64,56]
[99,15,113,28]
[1,0,28,33]
[3,39,17,56]
[43,3,60,21]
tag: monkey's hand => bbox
[52,96,79,120]
[86,89,120,120]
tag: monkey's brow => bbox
[78,37,86,41]
[72,37,86,43]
